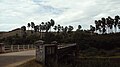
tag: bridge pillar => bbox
[49,41,58,67]
[35,40,45,63]
[35,40,58,67]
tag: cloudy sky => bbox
[0,0,120,31]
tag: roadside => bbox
[17,59,43,67]
[0,50,35,67]
[6,57,35,67]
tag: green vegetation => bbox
[93,15,120,34]
[0,16,120,56]
[17,57,120,67]
[59,58,120,67]
[17,59,43,67]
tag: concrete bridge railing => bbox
[35,40,77,66]
[0,44,35,53]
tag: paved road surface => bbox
[0,50,35,67]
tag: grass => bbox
[58,57,120,67]
[75,58,120,67]
[17,56,120,67]
[17,59,43,67]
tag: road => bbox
[0,50,35,67]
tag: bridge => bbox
[0,41,77,67]
[0,43,34,53]
[0,43,35,67]
[35,40,77,67]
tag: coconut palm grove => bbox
[7,15,120,47]
[0,15,120,67]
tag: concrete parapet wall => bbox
[0,44,35,53]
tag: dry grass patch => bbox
[17,59,43,67]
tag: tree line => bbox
[90,15,120,34]
[20,16,120,51]
[0,16,120,51]
[21,19,83,39]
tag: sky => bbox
[0,0,120,31]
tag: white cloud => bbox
[0,0,120,31]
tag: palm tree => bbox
[50,19,55,27]
[107,16,114,33]
[45,22,51,32]
[97,20,102,33]
[40,22,45,39]
[34,26,37,32]
[39,24,42,38]
[106,17,110,33]
[21,26,26,37]
[64,26,68,33]
[90,25,95,35]
[68,25,74,33]
[21,26,26,32]
[61,26,64,32]
[31,22,35,33]
[118,21,120,32]
[114,15,120,33]
[53,26,57,32]
[78,25,82,30]
[102,27,106,34]
[34,25,39,32]
[43,24,47,32]
[39,24,42,32]
[41,22,44,32]
[101,17,106,34]
[50,19,55,32]
[95,20,99,33]
[31,22,35,29]
[57,24,61,33]
[41,22,44,25]
[27,23,30,30]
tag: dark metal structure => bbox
[35,40,77,67]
